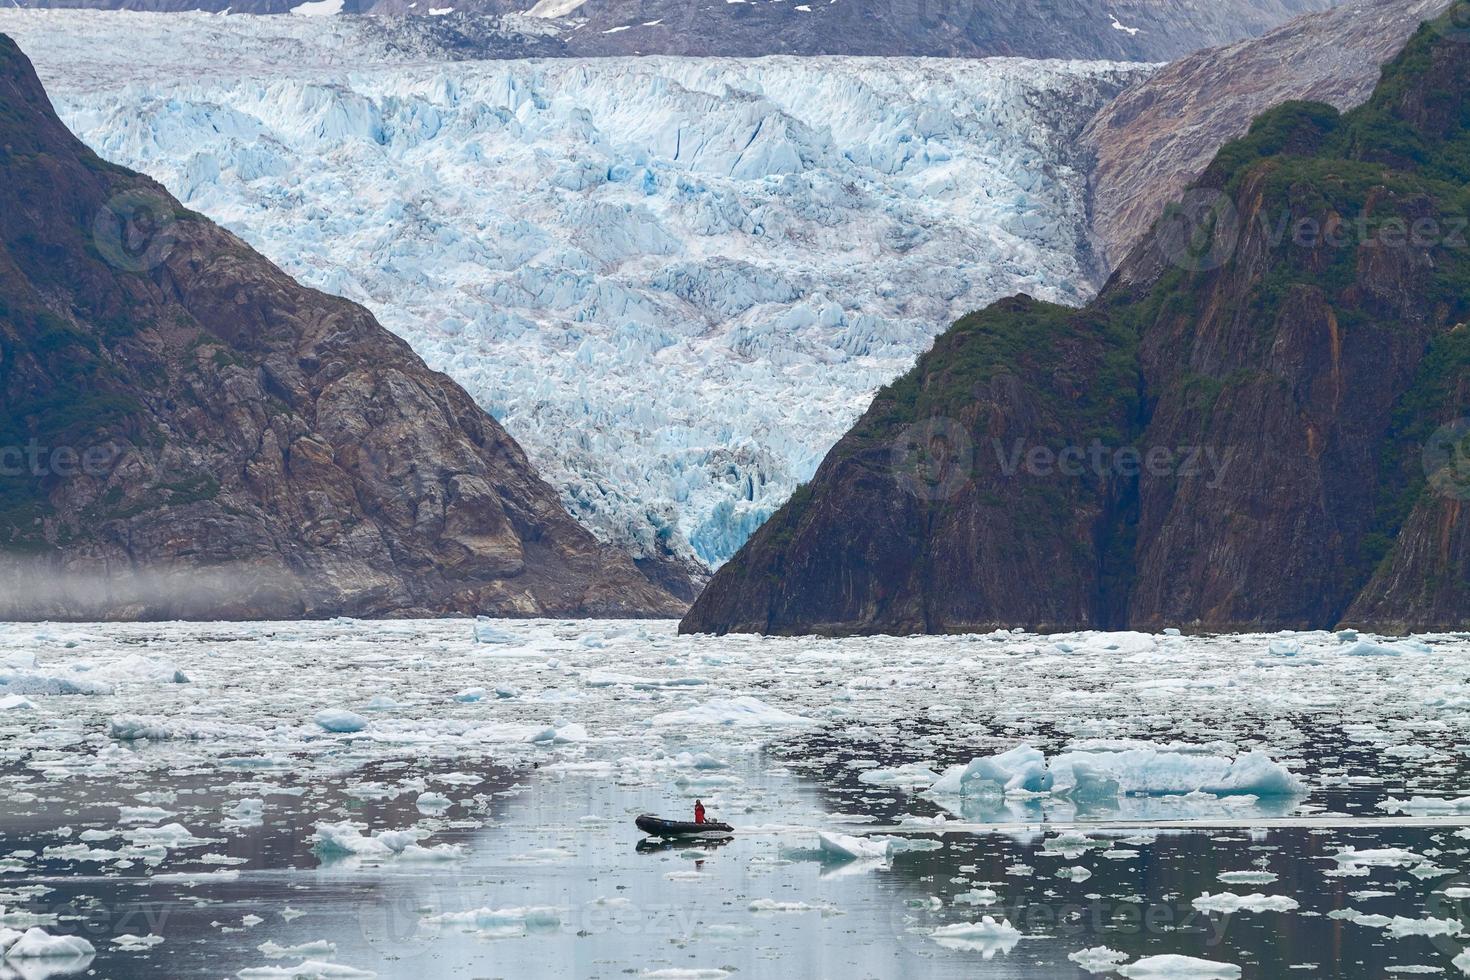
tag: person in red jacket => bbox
[694,800,706,824]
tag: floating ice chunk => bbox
[313,822,461,862]
[928,745,1050,797]
[1191,893,1299,914]
[495,686,521,699]
[747,899,840,914]
[87,653,190,685]
[416,792,451,811]
[815,831,890,863]
[929,917,1021,956]
[3,926,96,958]
[238,962,375,978]
[526,721,587,743]
[649,696,810,727]
[638,970,732,979]
[472,619,520,645]
[1070,946,1129,973]
[362,695,400,711]
[1455,949,1470,975]
[954,888,998,906]
[258,939,336,958]
[118,806,173,823]
[0,670,113,696]
[1384,916,1465,938]
[314,710,368,734]
[424,906,560,938]
[859,763,937,789]
[1378,796,1470,814]
[1217,871,1278,885]
[1344,639,1430,657]
[1332,847,1424,867]
[0,695,35,711]
[112,933,164,949]
[1118,955,1242,979]
[1052,749,1304,797]
[453,688,486,703]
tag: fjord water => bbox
[1,620,1467,978]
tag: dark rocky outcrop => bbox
[1083,0,1455,272]
[0,33,685,620]
[683,3,1470,636]
[9,0,1340,63]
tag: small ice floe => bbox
[747,899,841,915]
[1191,893,1299,914]
[816,831,890,864]
[928,917,1021,956]
[0,695,36,711]
[1331,847,1424,867]
[112,933,164,949]
[314,710,368,734]
[472,619,520,645]
[1217,871,1278,885]
[238,961,375,978]
[312,822,462,862]
[0,926,97,958]
[415,792,451,812]
[224,798,265,826]
[1117,954,1242,978]
[1069,946,1128,973]
[857,763,941,788]
[1378,795,1470,814]
[953,888,998,906]
[422,906,560,938]
[362,695,400,712]
[454,688,486,703]
[1382,916,1465,939]
[638,970,732,979]
[258,939,336,958]
[1344,638,1430,657]
[649,696,810,727]
[525,721,587,744]
[119,806,174,823]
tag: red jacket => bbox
[694,802,706,824]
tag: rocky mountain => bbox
[0,33,686,620]
[6,0,1342,62]
[682,2,1470,636]
[1084,0,1455,271]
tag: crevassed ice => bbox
[1,11,1151,568]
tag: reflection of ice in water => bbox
[1,619,1470,977]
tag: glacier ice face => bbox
[0,11,1150,568]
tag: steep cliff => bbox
[0,34,684,620]
[1083,0,1454,271]
[683,3,1470,636]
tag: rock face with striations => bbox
[9,0,1341,63]
[1083,0,1455,272]
[0,34,685,620]
[682,2,1470,636]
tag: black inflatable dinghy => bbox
[636,814,734,837]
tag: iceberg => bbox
[924,744,1302,802]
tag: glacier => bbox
[0,11,1152,569]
